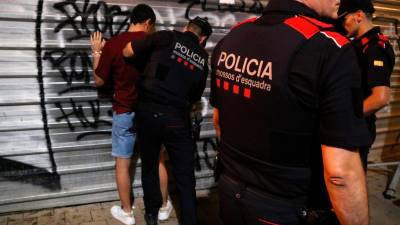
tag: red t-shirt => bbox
[96,31,146,114]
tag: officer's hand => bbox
[90,31,105,55]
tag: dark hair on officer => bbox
[338,0,375,18]
[187,17,213,37]
[130,4,156,25]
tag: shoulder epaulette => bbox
[284,16,349,48]
[360,33,390,52]
[284,16,321,39]
[377,34,389,49]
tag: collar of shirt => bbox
[183,31,200,43]
[263,0,320,18]
[357,26,381,42]
[353,26,381,48]
[127,31,146,35]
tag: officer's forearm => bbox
[92,53,104,87]
[122,42,135,58]
[364,86,390,117]
[322,145,369,225]
[213,108,221,141]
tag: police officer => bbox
[211,0,371,225]
[339,0,396,170]
[122,17,212,225]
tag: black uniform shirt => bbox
[132,30,209,110]
[353,27,395,138]
[210,0,371,203]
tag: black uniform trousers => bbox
[359,147,369,171]
[360,120,376,171]
[136,104,197,225]
[218,173,302,225]
[218,173,340,225]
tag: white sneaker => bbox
[111,205,135,225]
[158,200,173,221]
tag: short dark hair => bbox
[187,22,203,37]
[187,17,213,37]
[130,4,156,25]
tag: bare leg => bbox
[159,148,169,207]
[115,157,132,213]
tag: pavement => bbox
[0,168,399,225]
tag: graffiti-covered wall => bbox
[0,0,399,213]
[0,0,267,213]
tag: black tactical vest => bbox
[215,16,339,202]
[140,31,208,110]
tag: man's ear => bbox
[183,25,189,33]
[199,36,207,46]
[145,19,152,25]
[145,19,155,33]
[144,19,151,29]
[355,10,364,23]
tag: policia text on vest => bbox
[216,52,273,93]
[173,42,206,70]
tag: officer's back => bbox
[122,17,212,225]
[130,28,209,111]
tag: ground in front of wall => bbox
[0,168,399,225]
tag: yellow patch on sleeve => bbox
[374,60,384,67]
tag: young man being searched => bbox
[90,4,155,225]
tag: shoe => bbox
[110,205,135,225]
[145,213,158,225]
[158,200,173,221]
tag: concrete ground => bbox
[367,167,400,225]
[0,168,399,225]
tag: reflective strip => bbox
[258,218,280,225]
[320,31,349,48]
